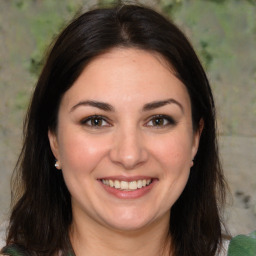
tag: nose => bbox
[109,127,149,170]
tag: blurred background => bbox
[0,0,255,237]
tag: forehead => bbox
[61,47,191,110]
[87,47,176,77]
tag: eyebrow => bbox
[70,98,184,113]
[70,100,114,112]
[142,98,184,113]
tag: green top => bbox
[2,231,256,256]
[227,230,256,256]
[1,244,75,256]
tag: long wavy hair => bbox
[2,3,227,256]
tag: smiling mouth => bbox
[101,179,152,191]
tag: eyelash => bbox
[80,114,176,128]
[145,115,177,128]
[80,115,111,128]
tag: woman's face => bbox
[49,48,200,232]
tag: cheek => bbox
[150,132,193,169]
[58,132,109,176]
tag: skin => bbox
[49,47,201,256]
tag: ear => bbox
[48,129,60,161]
[191,118,204,165]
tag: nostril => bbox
[108,130,149,169]
[109,145,148,170]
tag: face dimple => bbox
[48,47,200,233]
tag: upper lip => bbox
[98,176,156,182]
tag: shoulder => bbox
[1,245,75,256]
[1,244,29,256]
[227,231,256,256]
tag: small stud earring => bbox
[55,160,60,169]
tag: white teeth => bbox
[137,180,142,188]
[120,181,129,190]
[102,179,152,190]
[114,180,120,189]
[109,180,114,187]
[129,181,137,190]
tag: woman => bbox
[1,3,228,256]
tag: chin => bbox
[102,211,161,232]
[106,220,151,232]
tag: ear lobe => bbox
[48,129,60,160]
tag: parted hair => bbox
[3,3,226,256]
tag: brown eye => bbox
[90,117,103,126]
[146,115,176,127]
[152,117,165,126]
[81,115,109,127]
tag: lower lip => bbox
[99,180,157,199]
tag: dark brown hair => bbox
[3,3,226,256]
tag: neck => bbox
[70,211,172,256]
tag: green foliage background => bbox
[0,0,256,137]
[0,0,256,240]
